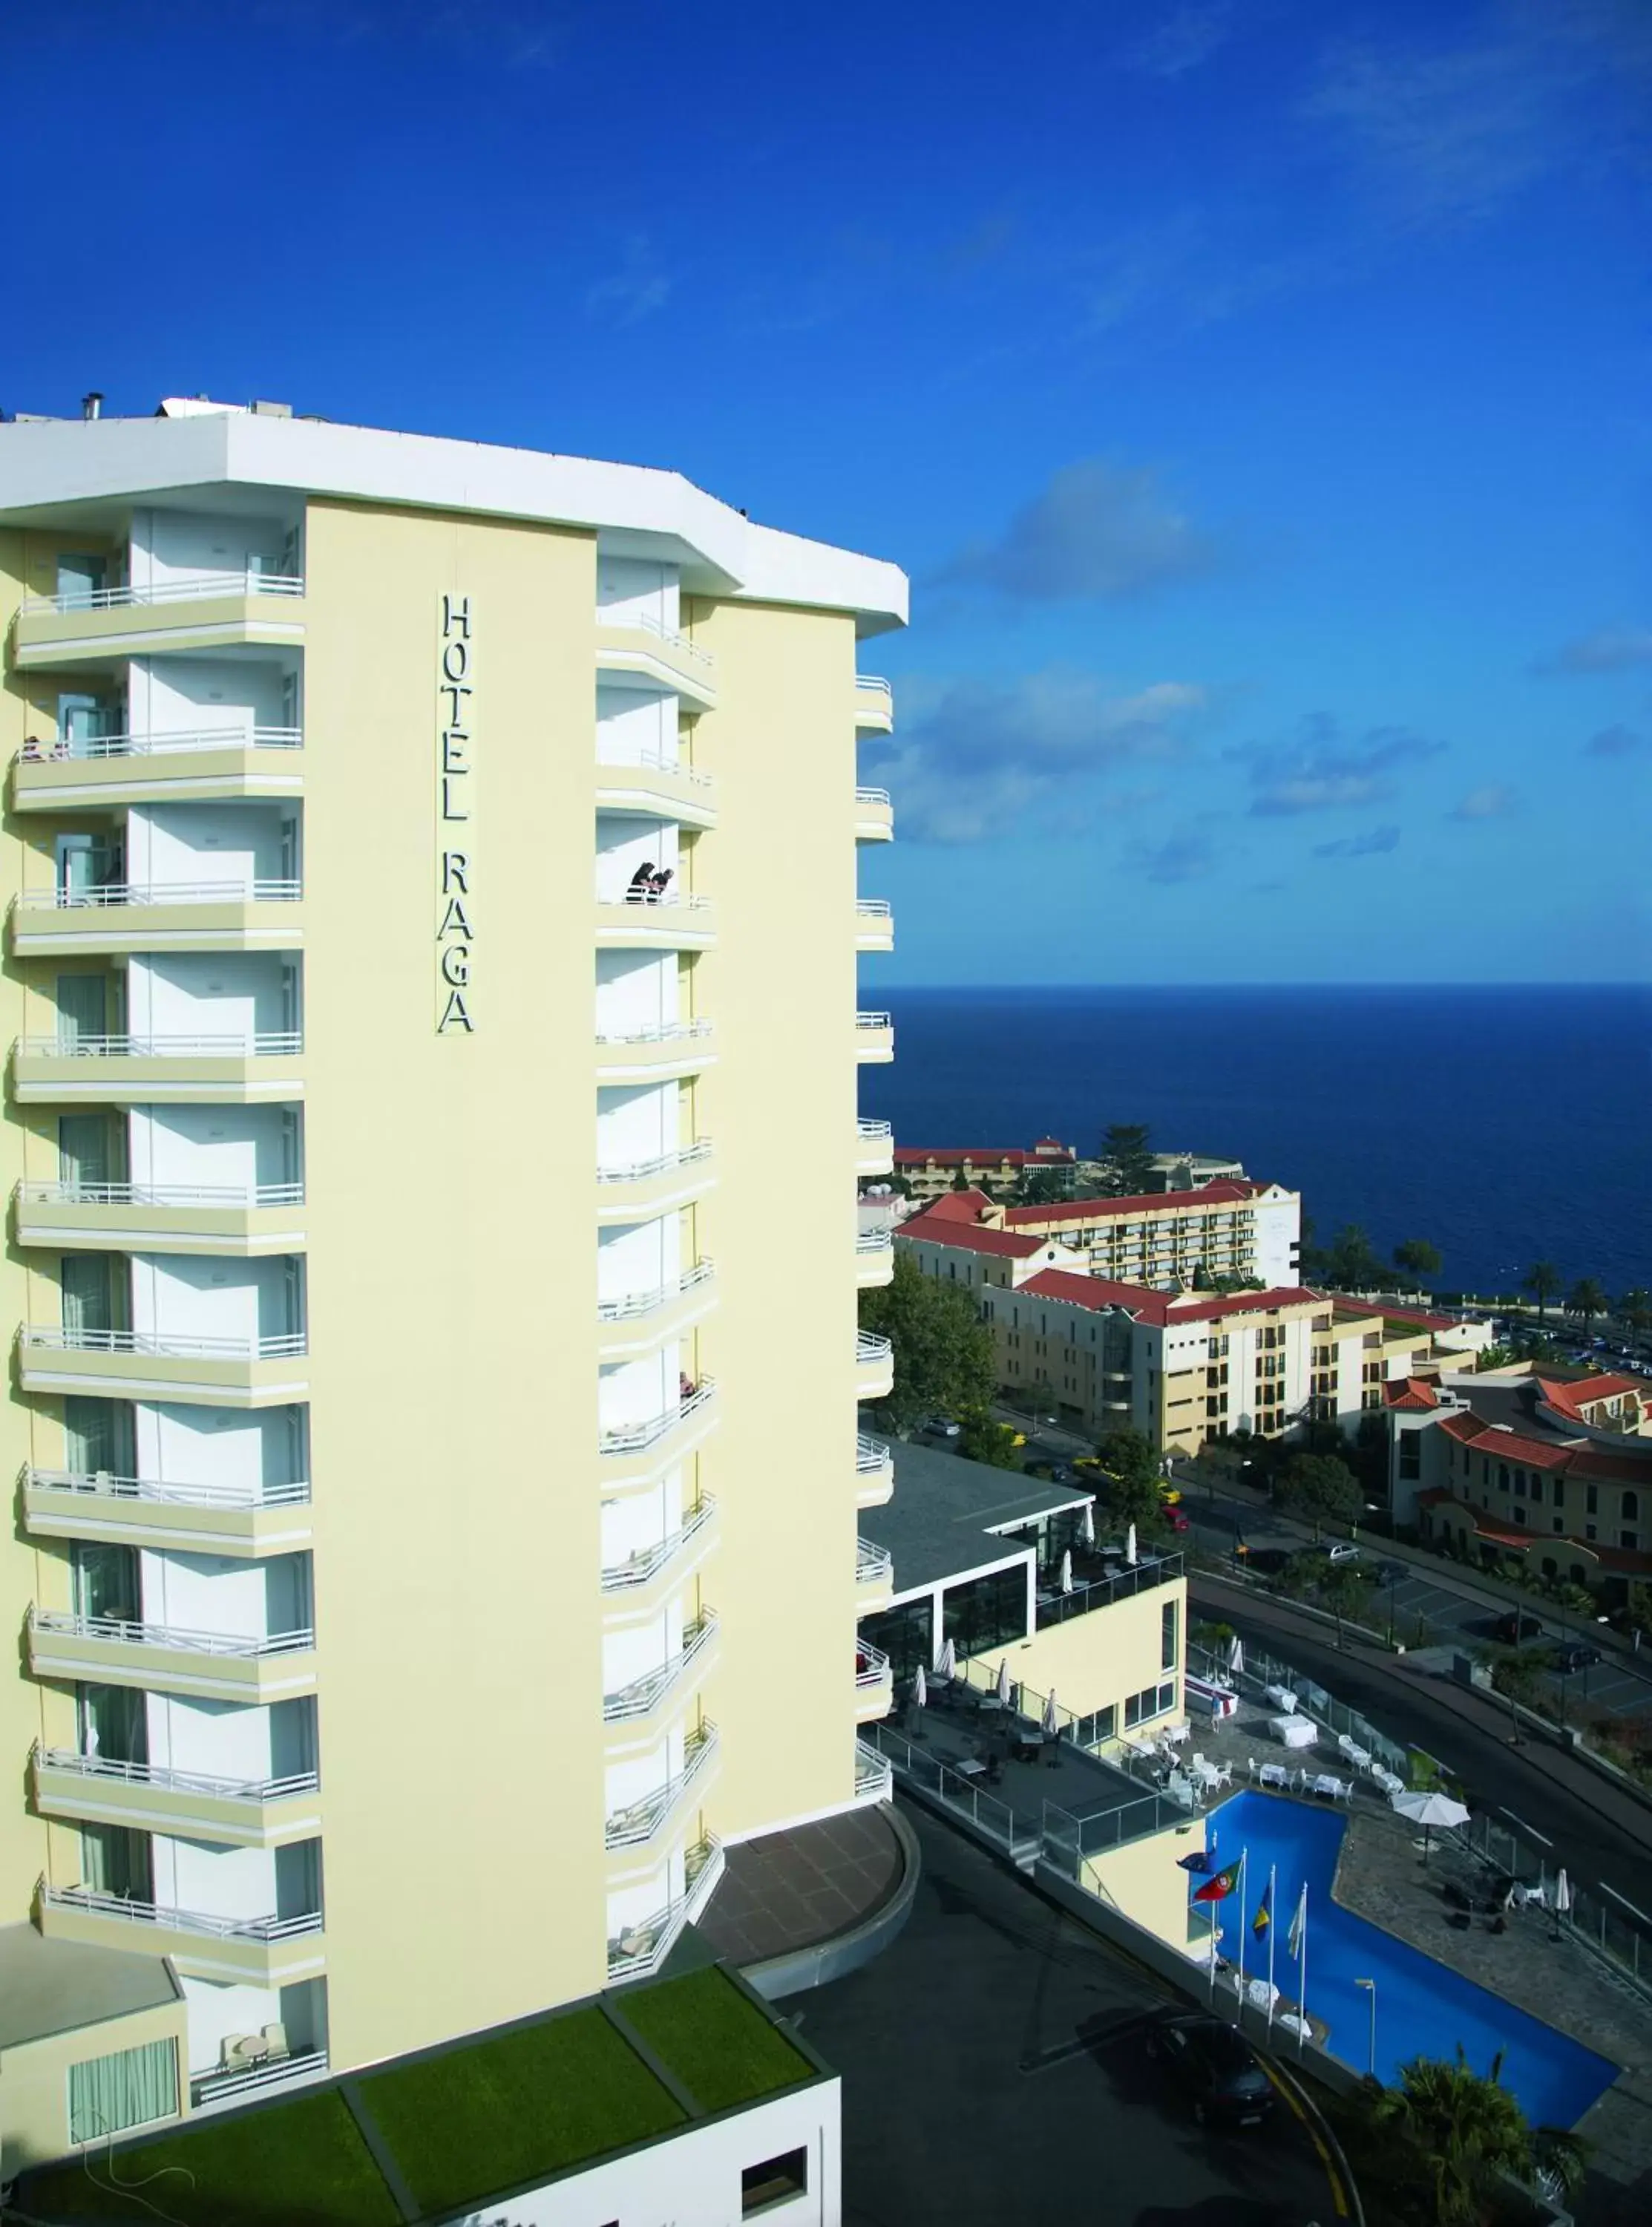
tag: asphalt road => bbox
[799,1802,1342,2227]
[1193,1578,1652,1916]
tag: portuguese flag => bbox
[1192,1858,1242,1905]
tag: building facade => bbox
[996,1177,1301,1290]
[890,1137,1075,1202]
[0,396,905,2159]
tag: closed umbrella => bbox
[912,1663,927,1710]
[1042,1687,1060,1737]
[1060,1548,1075,1595]
[1080,1501,1096,1548]
[1390,1787,1470,1857]
[1227,1635,1245,1678]
[1126,1523,1138,1566]
[935,1637,957,1681]
[995,1658,1012,1705]
[1553,1868,1571,1938]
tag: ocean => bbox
[859,985,1652,1298]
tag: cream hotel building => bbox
[0,394,906,2160]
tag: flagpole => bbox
[1274,1862,1291,2040]
[1235,1849,1248,2021]
[1298,1886,1308,2056]
[1207,1830,1218,2005]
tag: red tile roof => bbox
[1333,1298,1466,1334]
[1535,1373,1643,1419]
[1018,1270,1323,1328]
[1435,1405,1652,1482]
[899,1218,1051,1260]
[894,1144,1074,1168]
[912,1188,997,1223]
[1001,1178,1264,1228]
[1385,1377,1442,1412]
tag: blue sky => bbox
[8,0,1648,983]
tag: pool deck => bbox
[1193,1689,1652,2209]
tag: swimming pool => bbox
[1202,1791,1616,2128]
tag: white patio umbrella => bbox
[1390,1787,1470,1857]
[1227,1635,1245,1678]
[1060,1548,1075,1595]
[935,1637,957,1680]
[1554,1869,1572,1927]
[1126,1523,1138,1566]
[1080,1501,1096,1548]
[912,1662,927,1710]
[1042,1687,1060,1737]
[995,1658,1012,1704]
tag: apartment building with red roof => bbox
[891,1137,1075,1202]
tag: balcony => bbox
[37,1879,324,1987]
[856,1010,895,1063]
[600,1497,718,1609]
[19,1324,309,1406]
[856,1430,895,1508]
[594,889,717,952]
[855,1536,894,1609]
[12,570,306,670]
[855,1330,895,1402]
[598,1379,719,1488]
[594,1139,715,1223]
[596,1260,716,1361]
[15,1180,307,1257]
[854,784,894,841]
[854,1637,894,1721]
[855,1116,894,1177]
[27,1606,318,1703]
[11,727,304,813]
[22,1467,312,1557]
[856,1223,895,1289]
[853,675,894,734]
[191,2048,330,2116]
[595,750,718,831]
[11,1032,304,1107]
[1034,1551,1184,1631]
[606,1834,724,1981]
[853,1736,894,1808]
[594,1018,716,1085]
[595,614,718,710]
[31,1744,321,1850]
[856,897,894,952]
[604,1723,720,1857]
[603,1611,719,1730]
[10,879,304,959]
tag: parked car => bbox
[1165,1507,1190,1534]
[1320,1542,1361,1565]
[1554,1642,1602,1674]
[925,1416,961,1440]
[1494,1610,1546,1644]
[1147,2013,1276,2128]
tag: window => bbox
[1124,1678,1179,1729]
[1623,1532,1640,1552]
[858,1597,933,1683]
[1161,1598,1178,1671]
[743,2147,808,2214]
[1625,1493,1640,1522]
[1074,1703,1116,1747]
[1586,1485,1598,1514]
[1399,1437,1420,1480]
[942,1566,1028,1656]
[68,2038,178,2145]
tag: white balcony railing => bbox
[15,878,301,910]
[603,1724,720,1850]
[605,609,715,673]
[854,1736,894,1802]
[856,1537,894,1586]
[856,1431,892,1474]
[856,898,893,919]
[191,2049,329,2113]
[856,1331,894,1369]
[18,726,303,765]
[855,1638,892,1690]
[600,1498,717,1593]
[19,1180,304,1211]
[599,1378,716,1457]
[22,1326,307,1361]
[606,1834,724,1981]
[22,570,305,617]
[595,1139,714,1187]
[596,745,713,788]
[30,1606,315,1660]
[856,1010,892,1031]
[855,675,894,711]
[24,1465,310,1511]
[16,1032,303,1062]
[855,785,893,808]
[603,1612,718,1723]
[856,1226,894,1254]
[601,889,713,914]
[39,1879,321,1943]
[594,1019,713,1048]
[597,1260,715,1327]
[856,1118,894,1142]
[33,1744,318,1806]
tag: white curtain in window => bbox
[68,2037,178,2144]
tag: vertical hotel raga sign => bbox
[436,592,474,1033]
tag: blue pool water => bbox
[1202,1792,1616,2128]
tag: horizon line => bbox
[867,979,1651,992]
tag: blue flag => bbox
[1177,1849,1213,1874]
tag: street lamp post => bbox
[1354,1977,1377,2080]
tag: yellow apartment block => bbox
[0,394,906,2168]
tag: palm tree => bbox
[1522,1262,1561,1322]
[1618,1287,1651,1336]
[1374,2048,1550,2227]
[1566,1278,1608,1334]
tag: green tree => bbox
[1326,1224,1383,1290]
[1274,1452,1362,1541]
[1095,1426,1170,1537]
[1319,1563,1371,1646]
[1625,1581,1652,1644]
[1522,1260,1561,1321]
[1098,1123,1155,1198]
[858,1253,995,1437]
[1565,1278,1608,1333]
[1372,2047,1584,2227]
[957,1412,1021,1469]
[1393,1237,1443,1287]
[1619,1287,1652,1336]
[1020,1165,1075,1205]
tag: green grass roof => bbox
[619,1966,813,2115]
[19,2090,399,2226]
[358,2003,686,2216]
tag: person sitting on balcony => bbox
[20,735,42,761]
[646,866,674,901]
[626,861,657,903]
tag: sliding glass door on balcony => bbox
[59,1113,126,1190]
[61,1252,125,1338]
[79,1680,148,1768]
[66,1395,137,1477]
[80,1821,154,1900]
[73,1543,141,1624]
[55,971,114,1044]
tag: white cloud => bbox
[1314,824,1401,859]
[937,458,1216,601]
[1539,626,1652,675]
[1230,714,1446,816]
[1122,831,1220,883]
[1449,783,1519,820]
